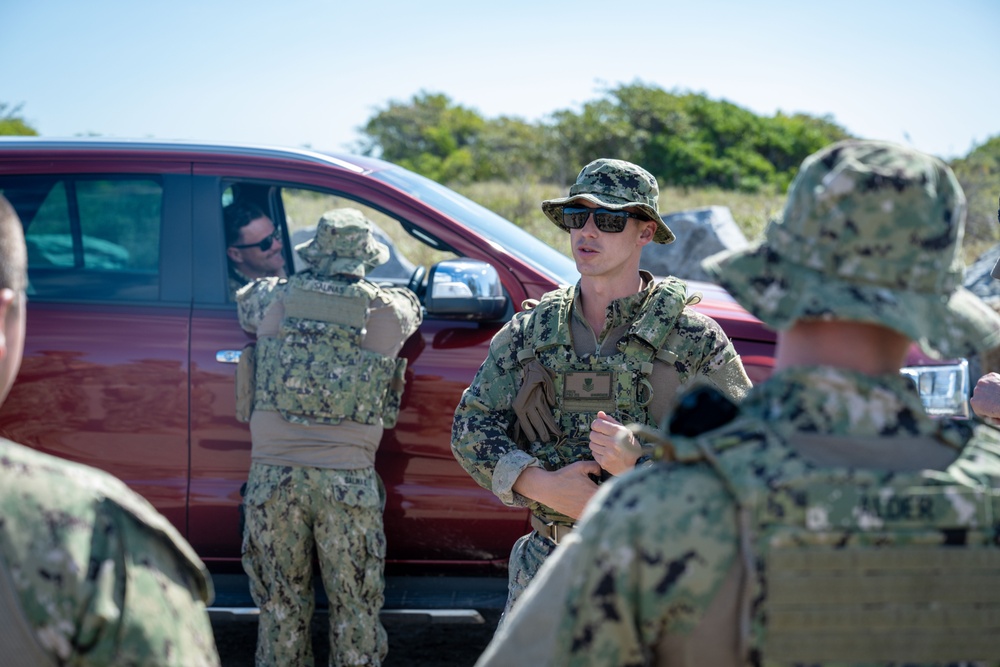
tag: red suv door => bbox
[0,166,195,532]
[185,159,542,573]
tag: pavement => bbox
[211,608,501,666]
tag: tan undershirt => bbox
[249,295,411,469]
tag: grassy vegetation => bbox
[281,188,457,269]
[453,181,787,259]
[285,175,995,268]
[454,180,996,266]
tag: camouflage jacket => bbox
[0,438,220,666]
[228,264,253,300]
[451,274,751,518]
[476,367,1000,667]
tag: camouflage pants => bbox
[242,462,388,667]
[501,530,558,624]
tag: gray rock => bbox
[964,243,1000,308]
[640,206,748,281]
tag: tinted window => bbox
[365,163,579,286]
[220,181,458,297]
[0,176,162,301]
[279,186,457,280]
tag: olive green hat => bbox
[541,158,675,244]
[295,208,389,277]
[703,139,1000,359]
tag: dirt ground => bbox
[211,609,501,667]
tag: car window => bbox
[0,175,162,301]
[368,164,579,286]
[281,187,457,284]
[220,181,458,295]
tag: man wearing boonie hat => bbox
[476,141,1000,666]
[236,208,422,666]
[452,158,752,621]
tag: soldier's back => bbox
[0,437,220,666]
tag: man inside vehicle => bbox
[225,200,287,297]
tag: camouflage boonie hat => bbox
[295,208,389,277]
[703,139,1000,359]
[541,158,675,244]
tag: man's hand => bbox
[971,372,1000,425]
[512,461,602,520]
[589,411,642,476]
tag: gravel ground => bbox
[211,609,501,667]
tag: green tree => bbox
[358,92,487,183]
[545,98,641,182]
[761,113,850,173]
[951,135,1000,250]
[0,103,39,136]
[545,82,851,192]
[357,83,853,193]
[471,115,551,183]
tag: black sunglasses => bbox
[562,206,641,233]
[231,228,280,252]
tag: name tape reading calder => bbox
[795,485,993,531]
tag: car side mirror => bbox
[424,259,507,321]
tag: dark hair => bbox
[0,195,27,292]
[224,201,267,246]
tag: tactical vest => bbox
[519,278,692,476]
[696,425,1000,664]
[253,275,407,428]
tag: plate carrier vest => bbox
[253,274,407,428]
[519,278,694,522]
[680,418,1000,664]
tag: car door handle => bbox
[216,350,243,364]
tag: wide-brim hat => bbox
[541,158,675,244]
[703,140,1000,360]
[295,208,389,277]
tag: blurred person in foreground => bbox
[225,200,287,297]
[969,195,1000,424]
[0,194,220,665]
[477,140,1000,666]
[237,208,422,666]
[451,158,752,620]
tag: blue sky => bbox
[3,0,998,161]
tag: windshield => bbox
[370,166,579,286]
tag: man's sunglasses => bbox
[231,229,281,252]
[562,206,642,233]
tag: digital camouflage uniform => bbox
[0,437,220,667]
[237,209,421,667]
[451,159,752,616]
[476,141,1000,666]
[228,263,254,300]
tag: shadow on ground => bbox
[212,609,502,667]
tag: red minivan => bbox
[0,138,969,613]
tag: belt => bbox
[530,514,574,545]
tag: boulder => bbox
[640,206,749,281]
[959,244,1000,376]
[964,243,1000,309]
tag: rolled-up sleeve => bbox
[452,313,541,505]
